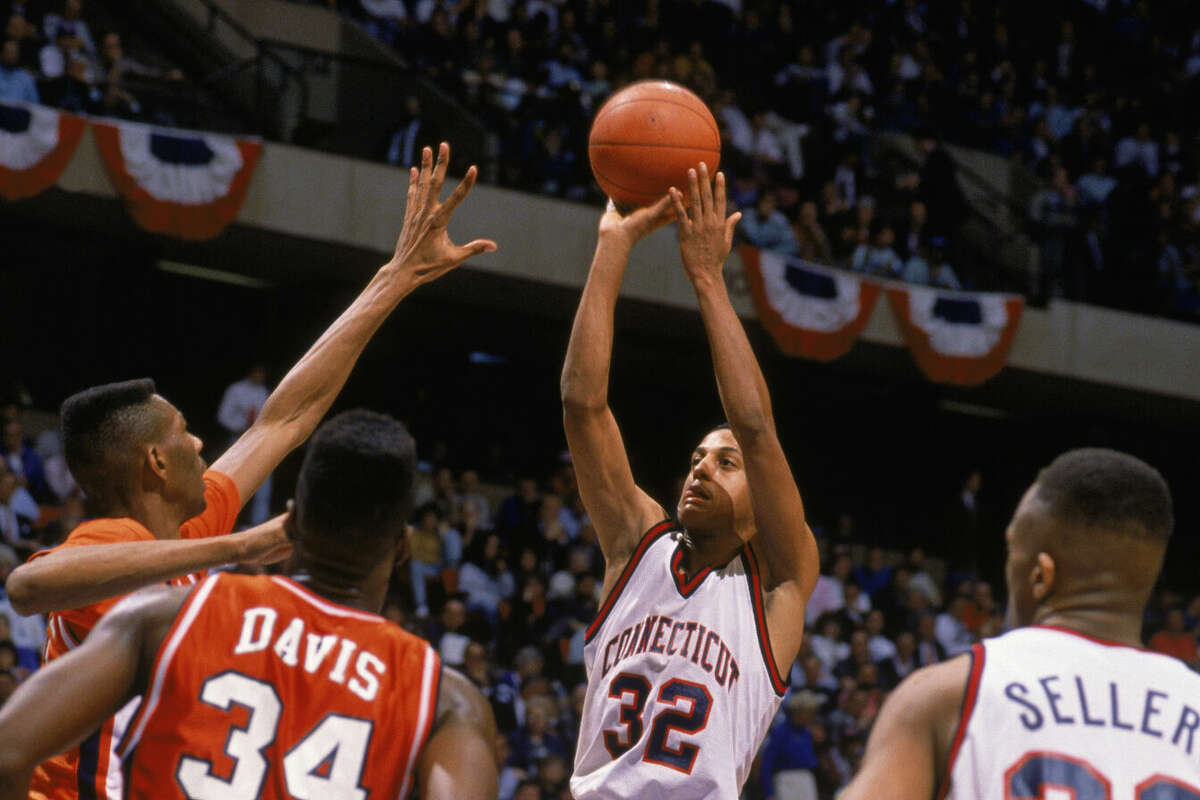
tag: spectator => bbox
[459,468,490,522]
[0,37,37,101]
[497,477,541,542]
[935,595,975,657]
[41,0,93,59]
[907,241,963,290]
[0,667,16,708]
[459,531,516,621]
[789,653,838,711]
[806,553,853,623]
[217,366,271,525]
[863,609,895,662]
[834,629,873,681]
[808,613,850,678]
[94,31,181,120]
[433,597,471,666]
[0,463,37,554]
[508,695,567,773]
[1148,609,1199,668]
[850,225,903,278]
[741,190,799,255]
[408,503,461,616]
[914,613,946,666]
[761,690,822,800]
[385,95,429,167]
[906,548,942,606]
[0,544,42,671]
[793,201,833,263]
[853,548,892,599]
[1113,122,1159,178]
[33,430,73,503]
[2,420,46,502]
[876,630,918,690]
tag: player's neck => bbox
[285,547,388,613]
[1032,607,1145,649]
[678,530,744,575]
[122,493,189,540]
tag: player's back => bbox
[118,572,441,800]
[946,626,1200,800]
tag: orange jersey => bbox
[28,470,240,800]
[118,572,441,800]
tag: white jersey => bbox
[945,626,1200,800]
[571,521,787,800]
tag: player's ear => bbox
[1030,551,1056,602]
[144,445,167,481]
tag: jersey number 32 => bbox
[603,672,713,774]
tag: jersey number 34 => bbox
[603,673,713,774]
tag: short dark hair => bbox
[1036,448,1173,541]
[60,379,162,505]
[295,409,416,558]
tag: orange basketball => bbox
[588,81,721,210]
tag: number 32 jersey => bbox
[944,626,1200,800]
[572,521,788,800]
[117,572,441,800]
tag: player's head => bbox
[60,379,206,518]
[291,409,416,576]
[1005,448,1173,628]
[676,423,755,541]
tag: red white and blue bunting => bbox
[92,119,261,241]
[886,285,1024,387]
[739,246,881,361]
[0,101,86,201]
[740,246,1025,385]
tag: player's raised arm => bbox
[417,667,499,800]
[213,143,497,505]
[669,165,819,664]
[0,585,185,799]
[560,199,673,564]
[840,655,971,800]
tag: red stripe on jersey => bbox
[585,520,675,643]
[936,642,987,800]
[742,544,788,697]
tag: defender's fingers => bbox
[454,239,499,260]
[724,211,742,248]
[714,171,728,218]
[698,162,713,216]
[436,165,478,223]
[687,169,702,220]
[669,188,690,230]
[414,146,434,207]
[430,141,451,200]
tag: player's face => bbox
[1004,485,1042,628]
[676,428,753,537]
[153,396,207,518]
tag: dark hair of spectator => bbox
[294,409,416,557]
[1036,448,1173,541]
[59,378,161,511]
[0,640,17,663]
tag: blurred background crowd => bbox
[6,0,1198,316]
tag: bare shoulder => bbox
[433,666,495,735]
[94,584,194,686]
[841,652,975,800]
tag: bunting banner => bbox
[0,101,86,201]
[886,285,1024,386]
[739,246,881,361]
[91,119,261,240]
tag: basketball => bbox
[588,81,721,210]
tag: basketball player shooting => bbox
[843,448,1199,799]
[0,410,498,799]
[563,164,819,799]
[3,142,496,800]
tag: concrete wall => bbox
[55,132,1200,402]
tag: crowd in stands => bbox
[2,391,1200,799]
[303,0,1200,317]
[0,0,183,122]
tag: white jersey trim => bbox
[116,573,220,759]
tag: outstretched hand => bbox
[597,195,676,250]
[388,142,498,285]
[669,163,741,288]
